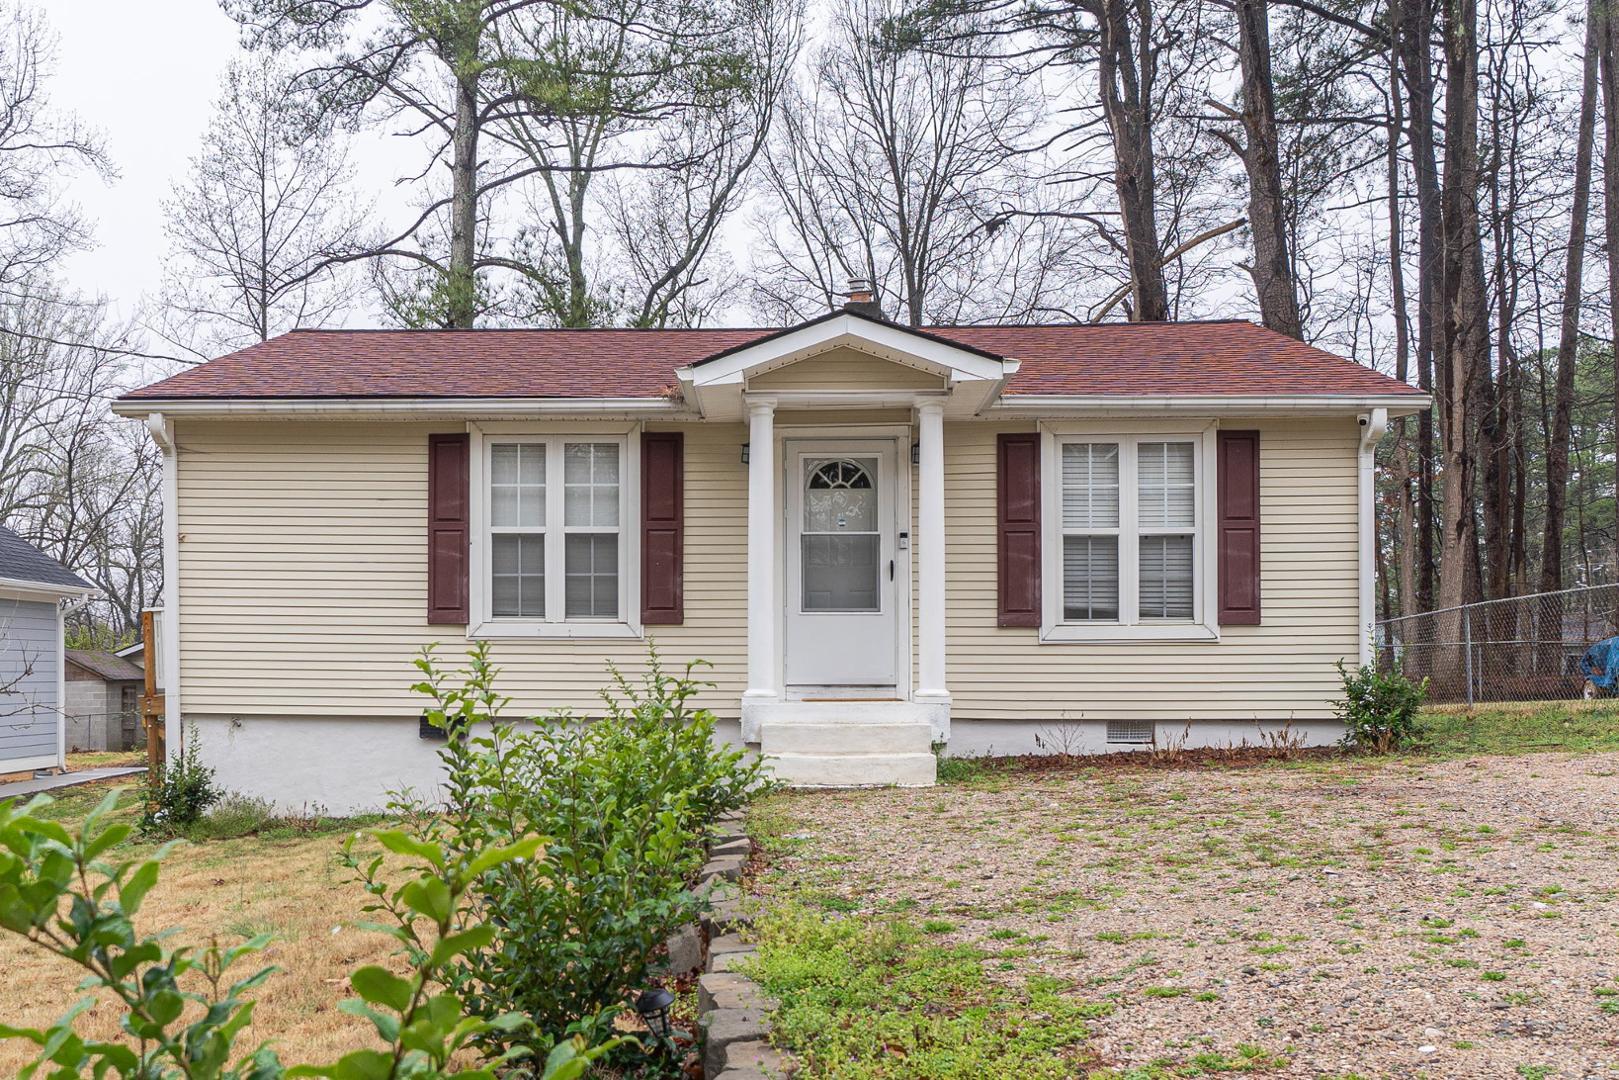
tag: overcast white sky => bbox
[53,0,242,326]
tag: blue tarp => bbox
[1580,635,1619,692]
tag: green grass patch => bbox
[1417,702,1619,757]
[746,899,1110,1078]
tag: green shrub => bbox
[190,792,274,839]
[1334,660,1428,753]
[0,788,620,1079]
[141,723,222,833]
[408,642,768,1046]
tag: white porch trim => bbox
[1358,408,1388,666]
[744,397,780,705]
[915,400,949,706]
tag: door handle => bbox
[889,559,895,581]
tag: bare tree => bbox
[751,0,1081,325]
[0,285,158,639]
[1534,0,1599,592]
[494,0,801,327]
[0,3,111,300]
[222,0,557,327]
[154,55,367,360]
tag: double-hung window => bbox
[482,433,632,633]
[1044,430,1212,640]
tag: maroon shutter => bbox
[641,431,684,625]
[427,433,470,625]
[1217,430,1261,625]
[997,432,1041,627]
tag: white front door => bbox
[784,440,902,692]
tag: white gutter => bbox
[112,396,693,420]
[147,413,181,760]
[0,576,95,601]
[111,391,1432,422]
[992,393,1430,417]
[1358,408,1389,666]
[973,358,1021,416]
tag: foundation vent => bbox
[1105,720,1155,746]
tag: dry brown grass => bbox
[0,783,402,1071]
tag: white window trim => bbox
[1039,421,1219,643]
[467,422,643,639]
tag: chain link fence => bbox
[1375,584,1619,706]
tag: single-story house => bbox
[0,526,95,774]
[64,648,144,752]
[113,296,1427,810]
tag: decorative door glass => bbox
[801,457,880,612]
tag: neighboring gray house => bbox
[64,649,144,752]
[0,526,94,773]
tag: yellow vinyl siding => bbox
[747,348,945,391]
[939,418,1359,722]
[174,420,748,719]
[174,413,1357,727]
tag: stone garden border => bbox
[663,808,794,1079]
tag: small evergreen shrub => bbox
[1334,660,1428,753]
[141,723,222,833]
[409,642,769,1047]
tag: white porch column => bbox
[916,400,949,703]
[745,398,778,702]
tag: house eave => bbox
[990,393,1430,418]
[110,396,697,421]
[0,576,96,602]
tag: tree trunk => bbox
[1543,0,1599,594]
[1387,1,1417,616]
[1398,0,1442,613]
[1233,0,1303,338]
[446,70,481,329]
[1436,0,1488,618]
[1096,0,1169,321]
[1601,0,1619,525]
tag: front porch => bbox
[677,308,1023,786]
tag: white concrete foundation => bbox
[945,718,1344,759]
[185,714,746,815]
[185,712,1341,812]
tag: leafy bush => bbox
[190,792,274,839]
[1334,660,1428,753]
[141,723,222,833]
[0,788,619,1079]
[409,642,767,1044]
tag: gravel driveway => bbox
[756,752,1619,1078]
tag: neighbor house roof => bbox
[120,318,1424,403]
[0,526,92,593]
[65,649,144,683]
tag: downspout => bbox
[146,413,181,758]
[56,591,92,769]
[1358,408,1388,667]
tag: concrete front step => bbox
[760,720,932,756]
[756,700,934,724]
[764,751,937,788]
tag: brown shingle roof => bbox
[65,649,144,682]
[121,320,1422,402]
